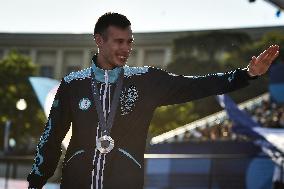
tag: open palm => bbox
[248,45,280,76]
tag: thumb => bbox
[250,56,257,65]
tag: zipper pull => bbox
[104,70,109,84]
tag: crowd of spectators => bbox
[180,95,284,142]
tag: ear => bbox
[94,34,103,47]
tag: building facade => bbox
[0,26,283,80]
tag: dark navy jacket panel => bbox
[27,66,254,189]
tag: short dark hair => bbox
[94,12,131,36]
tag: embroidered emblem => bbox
[31,118,52,176]
[52,99,59,108]
[124,66,149,78]
[64,67,91,83]
[120,85,139,115]
[79,98,91,110]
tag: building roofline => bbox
[0,25,283,48]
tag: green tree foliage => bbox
[149,102,199,137]
[166,31,274,118]
[149,31,252,137]
[0,51,45,154]
[150,31,284,137]
[223,31,284,103]
[169,31,252,75]
[225,32,284,68]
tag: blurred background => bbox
[0,0,284,188]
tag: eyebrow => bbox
[114,38,134,42]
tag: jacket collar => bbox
[91,54,122,83]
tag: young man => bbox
[27,12,279,189]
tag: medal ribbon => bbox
[91,67,124,136]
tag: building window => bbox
[66,65,81,74]
[40,65,54,78]
[17,49,30,57]
[37,50,56,65]
[63,51,83,74]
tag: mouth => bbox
[117,55,128,62]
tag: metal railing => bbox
[0,155,34,189]
[0,153,281,189]
[151,93,269,144]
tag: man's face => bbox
[96,26,133,68]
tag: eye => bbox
[129,38,134,44]
[115,39,124,44]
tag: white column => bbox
[164,47,172,68]
[82,49,90,69]
[30,49,37,64]
[54,49,64,80]
[3,49,9,58]
[136,48,145,67]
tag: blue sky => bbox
[0,0,283,33]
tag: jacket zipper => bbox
[103,70,109,118]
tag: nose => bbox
[122,42,132,54]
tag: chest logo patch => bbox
[120,85,139,115]
[79,98,91,111]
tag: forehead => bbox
[105,26,133,39]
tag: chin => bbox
[115,62,127,67]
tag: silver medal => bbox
[96,135,114,153]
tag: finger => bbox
[271,51,280,62]
[249,56,257,69]
[266,48,279,60]
[264,46,276,58]
[258,46,277,63]
[263,51,279,67]
[267,45,279,59]
[272,44,280,50]
[261,45,278,58]
[251,56,257,65]
[264,47,279,63]
[257,50,267,60]
[269,45,279,56]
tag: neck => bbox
[97,53,116,70]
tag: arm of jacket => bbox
[152,67,257,107]
[27,79,72,189]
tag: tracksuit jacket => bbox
[27,55,256,189]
